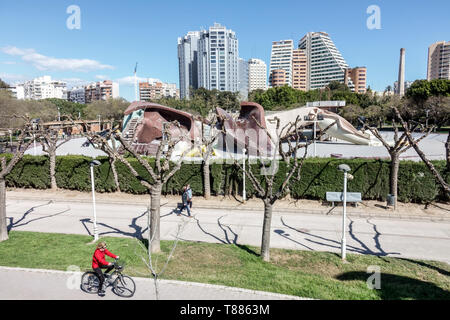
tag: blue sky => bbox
[1,0,449,101]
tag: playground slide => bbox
[266,107,381,146]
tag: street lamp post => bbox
[338,164,353,261]
[90,160,101,241]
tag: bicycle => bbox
[80,258,136,298]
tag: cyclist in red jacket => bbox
[92,241,119,296]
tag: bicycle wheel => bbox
[113,275,136,298]
[80,271,100,294]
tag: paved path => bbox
[5,197,450,264]
[0,267,303,300]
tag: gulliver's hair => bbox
[96,241,106,249]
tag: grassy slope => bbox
[0,231,449,300]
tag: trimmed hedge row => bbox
[2,154,449,203]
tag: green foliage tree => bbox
[406,79,450,103]
[83,98,129,122]
[45,98,86,120]
[326,81,350,92]
[150,88,239,117]
[338,104,364,125]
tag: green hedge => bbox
[2,154,448,203]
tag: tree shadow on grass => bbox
[193,215,259,257]
[279,216,400,260]
[336,271,450,300]
[396,258,450,277]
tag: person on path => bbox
[186,184,193,211]
[180,186,191,217]
[92,241,119,297]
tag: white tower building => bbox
[299,32,352,90]
[269,40,294,87]
[197,23,239,92]
[248,58,267,92]
[22,76,67,100]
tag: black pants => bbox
[93,265,114,290]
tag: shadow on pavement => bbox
[7,200,69,232]
[80,209,149,239]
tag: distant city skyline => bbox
[1,0,449,101]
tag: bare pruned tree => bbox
[0,116,36,241]
[87,121,194,253]
[132,205,188,300]
[393,107,449,196]
[240,116,335,261]
[84,119,122,192]
[360,109,433,210]
[199,114,224,199]
[37,119,78,190]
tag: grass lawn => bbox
[0,231,449,300]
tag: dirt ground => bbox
[7,188,450,220]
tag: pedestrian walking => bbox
[186,184,193,211]
[179,186,191,217]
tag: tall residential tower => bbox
[292,49,308,91]
[427,41,450,80]
[197,23,239,92]
[298,32,352,90]
[269,40,294,87]
[178,31,201,99]
[248,58,267,92]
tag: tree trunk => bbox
[260,200,273,261]
[149,182,162,253]
[110,158,121,192]
[389,152,399,210]
[446,131,450,173]
[49,150,57,190]
[0,179,8,242]
[203,158,211,199]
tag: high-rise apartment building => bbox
[177,31,201,99]
[269,40,294,87]
[427,41,450,80]
[7,84,25,99]
[67,86,86,104]
[238,58,249,100]
[197,23,239,93]
[248,58,267,92]
[270,69,287,87]
[299,32,351,90]
[344,67,367,93]
[139,80,179,101]
[292,49,308,91]
[18,76,67,100]
[84,80,119,104]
